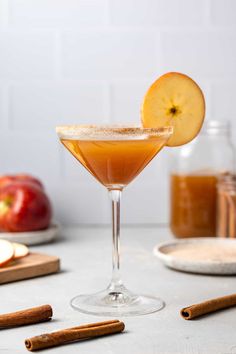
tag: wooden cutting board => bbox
[0,253,60,284]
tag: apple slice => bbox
[141,72,205,147]
[13,242,29,259]
[0,240,14,267]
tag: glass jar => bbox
[217,174,236,238]
[170,120,235,238]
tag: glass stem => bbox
[108,189,123,291]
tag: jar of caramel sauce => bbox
[170,121,235,238]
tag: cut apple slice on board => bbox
[141,72,205,147]
[0,240,14,266]
[13,242,29,259]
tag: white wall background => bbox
[0,0,235,225]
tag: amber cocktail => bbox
[57,125,173,316]
[61,127,170,188]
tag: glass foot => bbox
[70,285,165,316]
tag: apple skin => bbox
[0,182,52,232]
[0,174,43,190]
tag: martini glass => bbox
[56,125,173,316]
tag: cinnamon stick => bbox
[228,194,236,238]
[0,305,52,328]
[217,189,229,237]
[25,319,125,351]
[181,293,236,320]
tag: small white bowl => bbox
[154,237,236,275]
[0,223,59,245]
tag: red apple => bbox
[0,174,43,190]
[0,182,52,232]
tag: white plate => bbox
[154,238,236,275]
[0,223,59,245]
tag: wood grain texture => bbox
[0,253,60,284]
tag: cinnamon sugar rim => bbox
[56,124,173,140]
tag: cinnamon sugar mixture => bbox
[56,125,173,140]
[168,243,236,262]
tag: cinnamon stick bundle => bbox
[217,189,229,237]
[25,319,125,351]
[228,194,236,238]
[0,305,52,328]
[181,293,236,320]
[217,173,236,238]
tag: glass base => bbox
[70,285,165,316]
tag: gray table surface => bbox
[1,225,236,354]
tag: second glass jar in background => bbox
[170,120,235,238]
[217,174,236,238]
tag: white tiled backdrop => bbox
[0,0,235,225]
